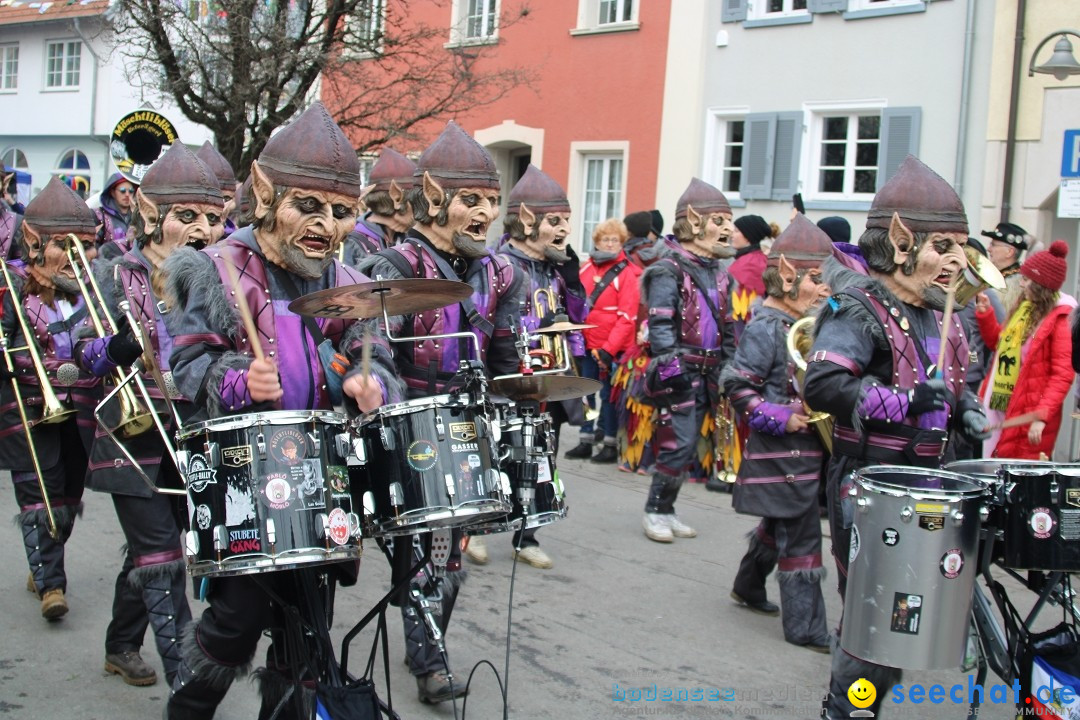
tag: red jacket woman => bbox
[976,240,1076,459]
[580,241,641,360]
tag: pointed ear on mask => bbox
[135,189,160,235]
[888,212,916,266]
[777,254,799,293]
[250,160,276,222]
[519,203,536,237]
[21,222,42,263]
[422,172,445,211]
[686,205,703,236]
[388,180,406,212]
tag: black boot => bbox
[20,507,71,617]
[777,569,829,651]
[134,560,192,686]
[166,625,239,720]
[731,528,779,614]
[254,666,313,720]
[564,442,593,460]
[590,444,618,464]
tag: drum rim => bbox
[944,459,1056,479]
[354,393,477,423]
[178,409,346,438]
[854,464,987,499]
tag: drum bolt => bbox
[900,506,914,522]
[951,510,964,526]
[856,496,870,512]
[979,506,990,522]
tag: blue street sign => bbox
[1063,130,1080,177]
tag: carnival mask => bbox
[885,214,968,310]
[422,174,499,259]
[25,227,84,296]
[138,192,225,264]
[686,206,735,260]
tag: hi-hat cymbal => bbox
[534,322,596,334]
[288,278,473,319]
[490,374,602,402]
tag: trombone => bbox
[64,234,154,438]
[0,257,78,539]
[531,287,567,370]
[785,316,834,452]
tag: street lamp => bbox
[1028,30,1080,82]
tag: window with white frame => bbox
[848,0,924,10]
[1,148,28,171]
[573,0,638,33]
[54,148,91,198]
[712,118,745,197]
[748,0,807,19]
[598,0,633,25]
[811,112,880,198]
[464,0,497,40]
[350,0,385,51]
[581,154,624,242]
[45,40,81,89]
[1,44,17,91]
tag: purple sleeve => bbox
[78,336,118,377]
[747,401,795,436]
[219,367,254,412]
[565,287,588,324]
[858,384,909,423]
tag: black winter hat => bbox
[816,216,851,245]
[624,211,653,239]
[734,214,771,245]
[650,209,664,236]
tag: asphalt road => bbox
[0,446,1056,720]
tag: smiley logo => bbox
[848,678,876,709]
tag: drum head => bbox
[945,459,1054,482]
[855,465,986,500]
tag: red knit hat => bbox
[1020,239,1068,291]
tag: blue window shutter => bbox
[721,0,748,23]
[770,112,803,201]
[808,0,847,12]
[877,107,922,191]
[740,113,776,200]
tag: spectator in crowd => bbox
[98,173,137,244]
[982,221,1029,312]
[1,167,24,260]
[976,240,1076,459]
[728,214,775,339]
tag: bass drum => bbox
[1003,464,1080,571]
[178,410,362,578]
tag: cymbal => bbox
[534,322,596,334]
[288,278,473,319]
[490,374,602,402]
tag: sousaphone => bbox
[110,109,179,184]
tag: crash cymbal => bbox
[490,374,602,402]
[534,322,597,334]
[288,278,473,319]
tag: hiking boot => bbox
[563,442,593,460]
[705,476,732,493]
[729,590,780,616]
[417,671,467,704]
[643,514,673,543]
[512,546,553,569]
[590,445,618,464]
[26,572,37,597]
[465,536,489,565]
[40,588,68,620]
[667,515,697,538]
[105,651,158,686]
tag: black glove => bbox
[555,246,583,291]
[106,317,143,367]
[907,378,946,417]
[961,409,991,441]
[594,348,614,370]
[539,309,569,329]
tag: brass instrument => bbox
[0,257,79,539]
[65,234,154,438]
[716,396,738,484]
[785,316,834,453]
[954,244,1007,307]
[531,287,564,370]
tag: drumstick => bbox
[986,410,1043,432]
[222,260,265,362]
[934,274,960,378]
[360,326,372,384]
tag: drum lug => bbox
[435,414,445,441]
[203,442,221,468]
[317,513,330,547]
[347,512,363,540]
[256,432,267,460]
[856,496,870,512]
[266,518,277,553]
[389,483,404,516]
[379,425,394,451]
[951,510,965,527]
[184,530,199,559]
[444,473,456,499]
[213,525,228,562]
[979,505,990,523]
[1051,478,1060,499]
[362,491,377,530]
[308,431,320,454]
[175,450,190,478]
[500,471,512,496]
[900,506,914,522]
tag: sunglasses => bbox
[115,188,135,195]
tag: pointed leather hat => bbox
[866,155,967,234]
[369,148,416,193]
[24,176,98,235]
[414,121,499,190]
[258,101,362,197]
[507,165,570,214]
[675,177,731,220]
[768,214,834,269]
[139,143,223,207]
[195,141,237,191]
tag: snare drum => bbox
[466,410,568,536]
[177,410,362,578]
[841,465,986,670]
[352,394,510,537]
[1003,464,1080,571]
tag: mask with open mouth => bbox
[885,220,968,310]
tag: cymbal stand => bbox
[491,319,571,382]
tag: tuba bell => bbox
[954,244,1007,307]
[785,316,834,453]
[110,110,179,184]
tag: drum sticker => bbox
[848,525,861,564]
[262,474,293,510]
[1029,507,1057,540]
[451,441,479,453]
[466,453,482,469]
[225,483,256,527]
[270,429,307,466]
[940,548,964,579]
[228,528,261,553]
[327,507,351,546]
[222,445,253,468]
[882,528,900,547]
[195,504,212,531]
[186,453,218,493]
[891,593,922,635]
[918,514,945,532]
[407,440,438,471]
[449,422,477,442]
[1060,510,1080,541]
[327,465,350,496]
[1067,489,1080,509]
[294,459,326,510]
